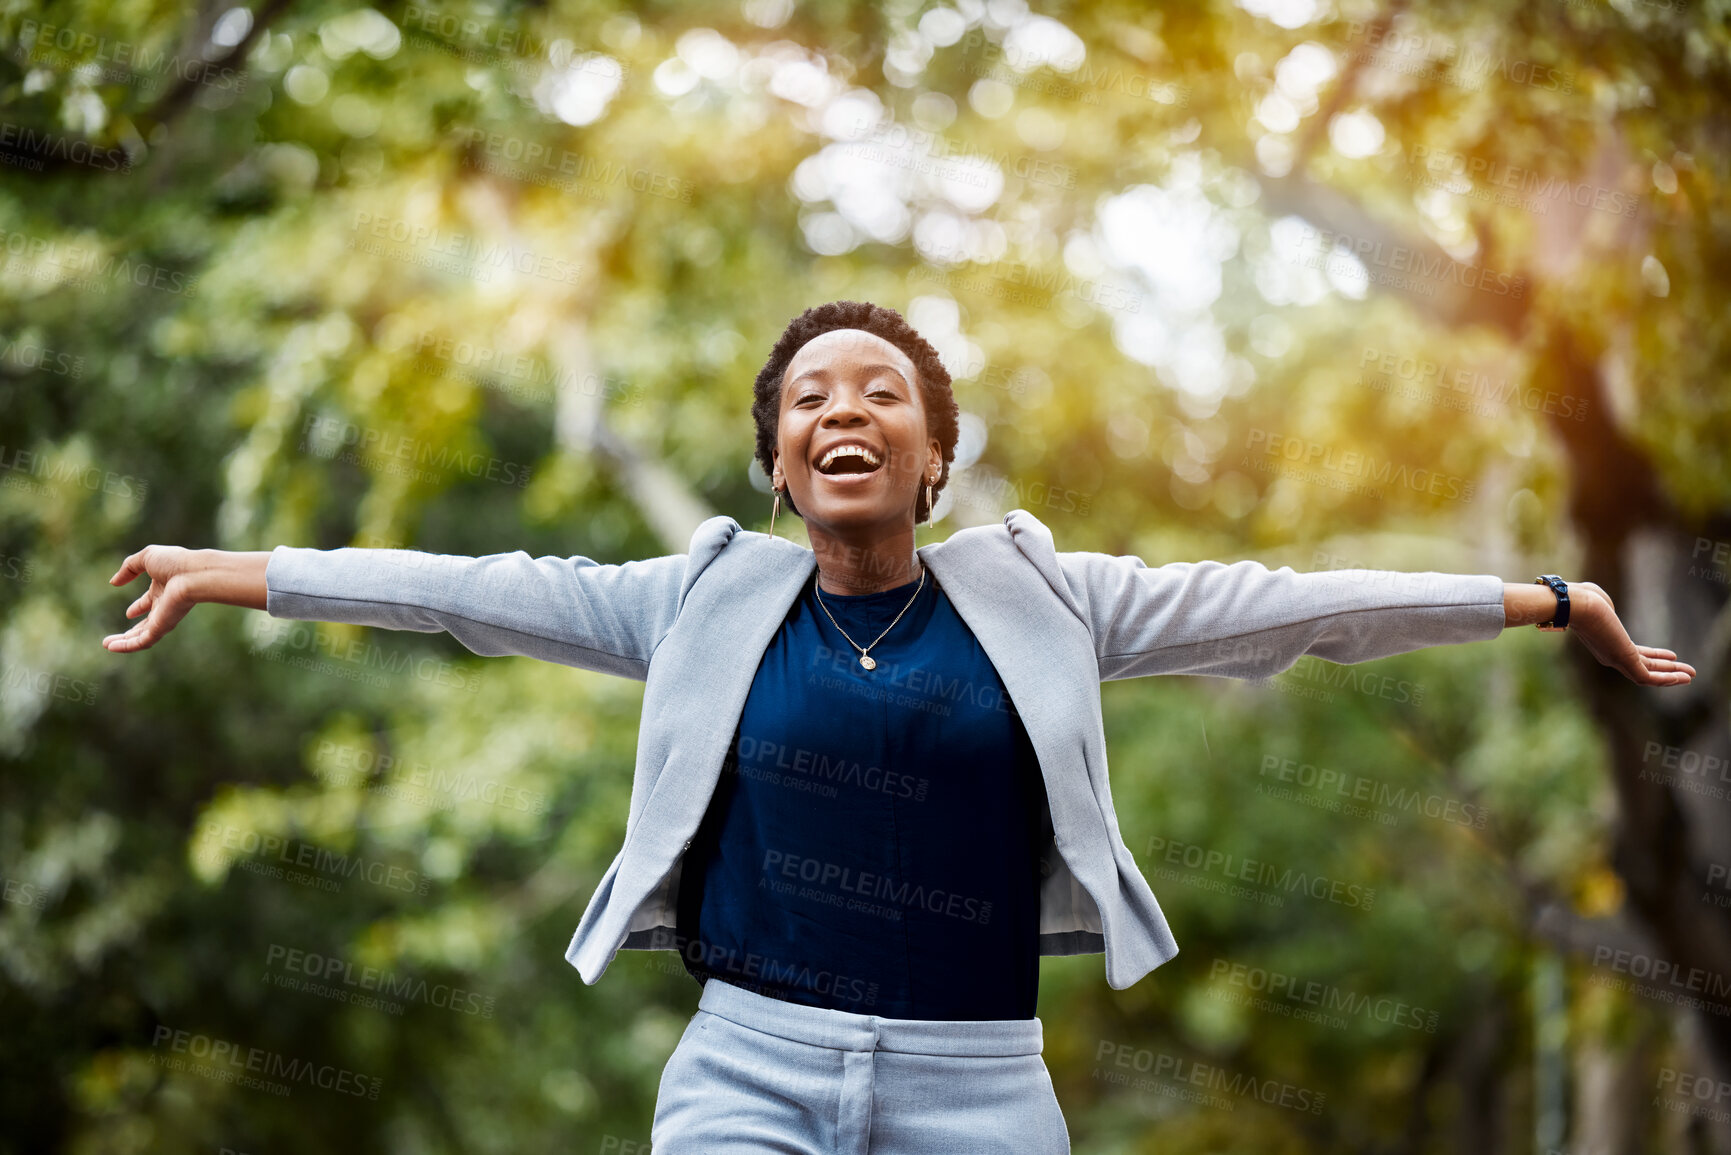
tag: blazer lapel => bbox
[919,527,1105,861]
[625,531,816,855]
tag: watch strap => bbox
[1534,574,1570,631]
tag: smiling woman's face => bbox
[771,328,940,538]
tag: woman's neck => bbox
[807,523,923,595]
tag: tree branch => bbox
[0,0,295,176]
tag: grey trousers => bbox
[651,978,1072,1154]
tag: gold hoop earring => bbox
[769,484,782,538]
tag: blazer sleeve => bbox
[1053,551,1508,682]
[262,545,691,681]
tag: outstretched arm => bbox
[1056,552,1693,687]
[103,542,693,681]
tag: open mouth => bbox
[814,443,884,477]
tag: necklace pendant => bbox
[859,653,876,671]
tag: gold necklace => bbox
[812,565,925,671]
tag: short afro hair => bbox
[751,300,959,523]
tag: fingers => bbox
[126,585,156,620]
[1627,653,1696,685]
[1647,657,1696,674]
[1582,625,1698,686]
[104,577,179,654]
[1631,644,1695,676]
[106,550,189,651]
[1645,661,1696,679]
[110,547,148,586]
[106,601,176,651]
[102,619,157,652]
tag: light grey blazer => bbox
[263,508,1508,991]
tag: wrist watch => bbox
[1534,574,1570,631]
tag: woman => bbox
[103,300,1694,1153]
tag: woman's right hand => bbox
[103,546,270,653]
[103,545,203,653]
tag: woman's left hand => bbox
[1567,582,1697,686]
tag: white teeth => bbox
[819,444,881,470]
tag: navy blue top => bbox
[673,566,1053,1020]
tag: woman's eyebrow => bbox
[787,363,911,390]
